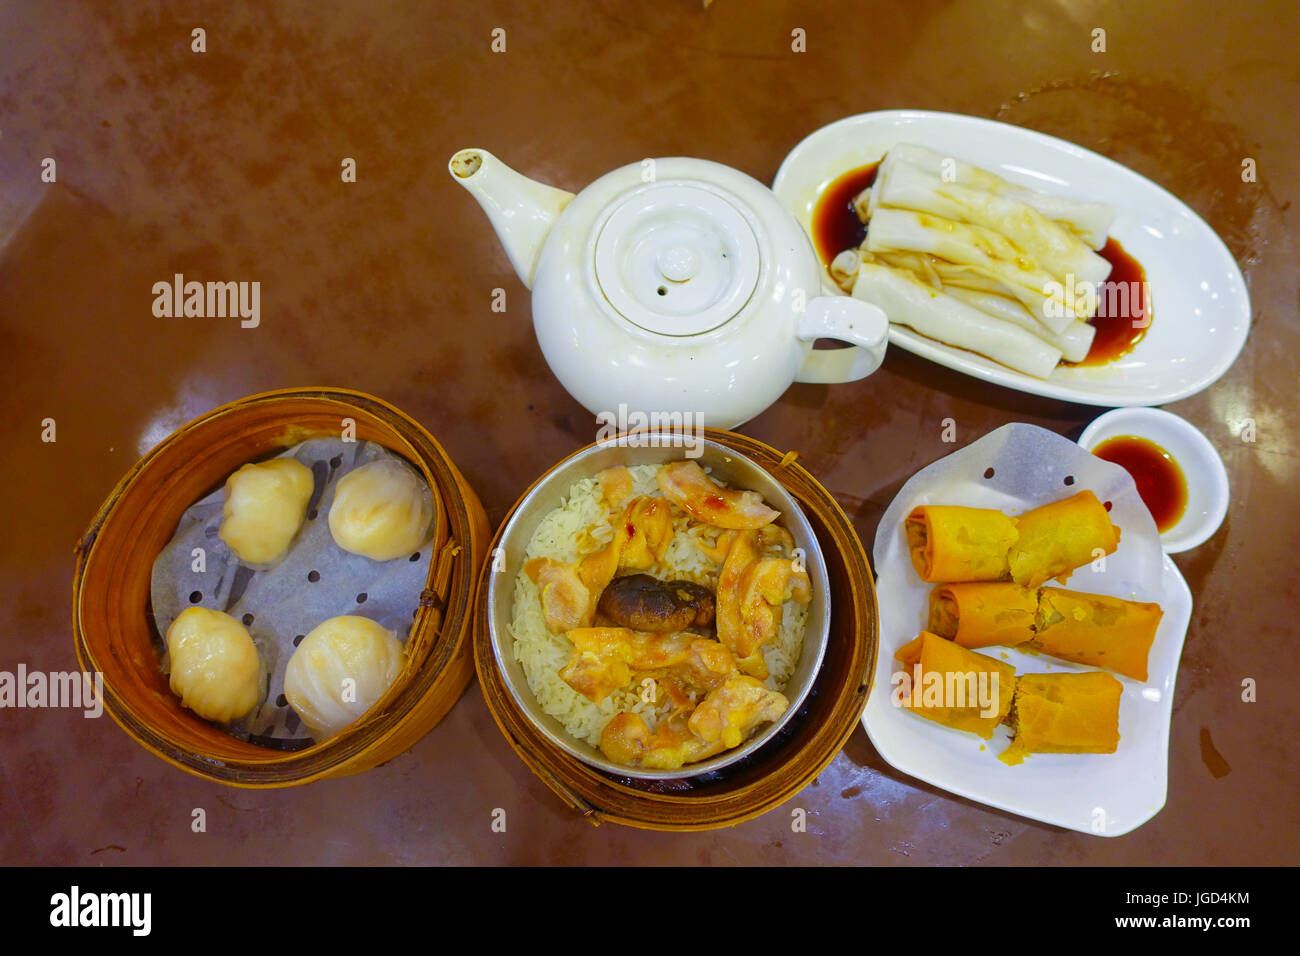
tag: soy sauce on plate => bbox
[812,162,880,266]
[1067,239,1150,366]
[1092,434,1187,532]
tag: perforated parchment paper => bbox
[150,438,433,749]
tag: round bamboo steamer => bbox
[473,428,878,830]
[73,387,489,787]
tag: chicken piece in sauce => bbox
[652,636,739,715]
[618,496,674,570]
[599,675,788,769]
[687,675,789,749]
[715,536,814,678]
[657,460,780,530]
[576,532,624,597]
[559,628,733,704]
[733,558,812,659]
[695,528,739,564]
[757,523,795,555]
[597,465,635,508]
[670,637,736,694]
[746,560,811,664]
[714,531,768,679]
[600,712,726,770]
[524,557,592,634]
[697,524,795,565]
[578,493,674,591]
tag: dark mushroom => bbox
[597,574,715,632]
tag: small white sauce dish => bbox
[1078,407,1229,553]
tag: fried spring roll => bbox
[928,582,1037,649]
[999,671,1122,765]
[1030,587,1162,681]
[905,505,1019,583]
[894,631,1016,738]
[1008,490,1121,588]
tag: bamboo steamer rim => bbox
[72,386,487,787]
[473,427,878,830]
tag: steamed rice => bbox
[509,464,809,748]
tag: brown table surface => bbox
[2,0,1296,866]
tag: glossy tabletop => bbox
[1,0,1296,865]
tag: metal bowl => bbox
[484,435,832,780]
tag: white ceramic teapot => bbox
[449,149,889,429]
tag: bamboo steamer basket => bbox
[473,428,878,830]
[73,387,490,787]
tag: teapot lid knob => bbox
[594,181,761,337]
[657,244,700,283]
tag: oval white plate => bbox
[773,110,1251,406]
[863,424,1193,836]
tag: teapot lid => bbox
[593,181,761,336]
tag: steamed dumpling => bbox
[219,458,314,565]
[283,615,405,741]
[166,607,263,723]
[328,458,434,561]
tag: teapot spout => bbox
[449,149,575,289]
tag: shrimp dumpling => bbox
[166,607,263,723]
[219,458,314,565]
[284,615,405,741]
[328,458,434,561]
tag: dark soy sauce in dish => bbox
[1092,434,1187,532]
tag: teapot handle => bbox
[794,296,891,384]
